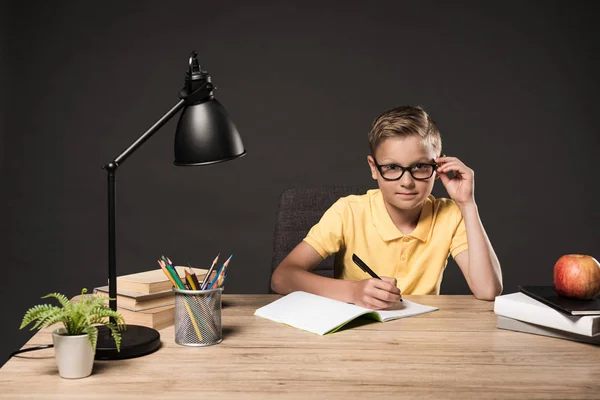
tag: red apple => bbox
[554,254,600,300]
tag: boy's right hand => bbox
[351,277,402,310]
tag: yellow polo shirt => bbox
[303,189,468,295]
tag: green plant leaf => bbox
[102,322,122,352]
[41,292,71,309]
[84,325,98,354]
[20,288,126,352]
[32,307,66,331]
[20,304,59,330]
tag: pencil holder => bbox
[173,287,223,346]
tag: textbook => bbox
[494,292,600,337]
[93,285,174,311]
[71,295,175,329]
[117,304,175,331]
[254,291,438,335]
[496,316,600,345]
[519,285,600,316]
[116,267,208,294]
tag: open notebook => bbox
[254,291,438,335]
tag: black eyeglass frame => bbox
[373,159,438,181]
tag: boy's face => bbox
[367,136,438,212]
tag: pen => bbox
[352,253,403,302]
[352,253,381,279]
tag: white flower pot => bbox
[52,328,95,379]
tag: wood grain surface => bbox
[1,295,598,399]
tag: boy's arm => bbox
[437,156,503,300]
[270,242,355,302]
[270,241,400,309]
[453,204,503,300]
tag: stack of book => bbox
[494,285,600,345]
[94,267,208,331]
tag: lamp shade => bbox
[174,97,245,165]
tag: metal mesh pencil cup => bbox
[173,287,223,346]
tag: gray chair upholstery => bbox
[269,185,373,293]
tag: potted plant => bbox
[20,288,125,379]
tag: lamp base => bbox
[94,325,161,360]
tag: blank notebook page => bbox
[254,291,438,335]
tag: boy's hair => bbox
[368,105,442,156]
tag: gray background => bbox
[2,0,599,367]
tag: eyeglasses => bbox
[373,159,438,181]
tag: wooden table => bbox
[1,295,599,399]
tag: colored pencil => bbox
[180,260,220,336]
[216,273,225,288]
[157,259,178,288]
[185,270,198,290]
[187,265,201,290]
[209,255,232,289]
[201,253,220,290]
[162,256,186,289]
[158,258,203,340]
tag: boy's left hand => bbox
[435,156,475,207]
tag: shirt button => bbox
[403,237,410,242]
[401,256,407,262]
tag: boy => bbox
[271,106,502,309]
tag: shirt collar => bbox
[370,190,433,242]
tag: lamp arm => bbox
[106,99,186,169]
[101,98,185,314]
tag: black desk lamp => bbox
[95,51,246,360]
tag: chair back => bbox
[269,185,372,293]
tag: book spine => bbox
[117,302,175,312]
[496,317,600,345]
[494,297,597,336]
